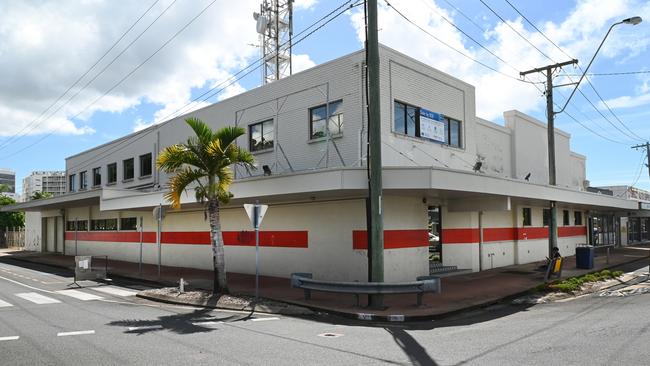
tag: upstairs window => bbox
[79,171,87,190]
[107,163,117,184]
[92,167,101,186]
[447,118,462,148]
[394,101,418,137]
[123,158,134,181]
[309,100,343,139]
[139,153,152,177]
[68,174,76,192]
[249,120,274,152]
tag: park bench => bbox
[290,272,441,307]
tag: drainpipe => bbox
[478,211,484,271]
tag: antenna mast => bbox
[254,0,293,84]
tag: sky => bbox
[1,0,649,196]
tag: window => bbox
[107,163,117,184]
[139,153,152,177]
[543,209,550,226]
[522,207,532,226]
[249,120,274,152]
[120,217,138,231]
[309,100,343,139]
[447,118,462,148]
[67,220,88,231]
[123,158,134,181]
[68,174,76,192]
[394,101,418,137]
[563,210,570,226]
[79,171,87,190]
[92,167,101,186]
[574,211,583,226]
[90,218,118,231]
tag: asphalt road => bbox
[1,257,650,366]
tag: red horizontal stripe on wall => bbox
[516,227,548,240]
[65,230,308,248]
[482,228,517,242]
[441,228,480,244]
[353,230,430,249]
[222,231,308,248]
[558,226,587,237]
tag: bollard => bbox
[179,278,188,293]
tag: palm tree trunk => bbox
[208,198,228,294]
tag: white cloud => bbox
[292,53,317,73]
[347,0,649,121]
[599,93,650,109]
[294,0,318,11]
[0,0,261,137]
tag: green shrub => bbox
[547,269,623,293]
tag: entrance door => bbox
[428,206,442,268]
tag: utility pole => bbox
[631,142,650,178]
[520,59,577,258]
[366,0,384,308]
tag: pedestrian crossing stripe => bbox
[90,286,137,297]
[55,289,103,301]
[0,299,12,308]
[15,292,61,304]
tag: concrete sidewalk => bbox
[3,245,649,321]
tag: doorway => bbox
[428,206,442,266]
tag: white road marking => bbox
[0,336,20,341]
[55,289,103,301]
[15,292,61,305]
[0,299,13,308]
[91,286,137,297]
[57,330,95,337]
[250,317,280,322]
[0,275,57,294]
[128,326,163,331]
[191,321,223,328]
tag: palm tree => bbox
[157,117,255,294]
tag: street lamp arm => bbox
[555,21,623,115]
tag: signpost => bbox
[244,202,268,301]
[153,204,165,279]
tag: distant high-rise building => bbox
[22,171,66,201]
[0,168,16,200]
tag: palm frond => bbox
[165,167,207,208]
[185,117,213,145]
[214,126,246,148]
[158,144,193,172]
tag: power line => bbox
[383,1,541,84]
[0,0,162,152]
[502,0,646,142]
[60,0,360,172]
[560,70,650,76]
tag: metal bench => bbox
[290,272,441,307]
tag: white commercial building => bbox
[0,168,17,200]
[7,46,641,281]
[22,171,67,202]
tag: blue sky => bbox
[1,0,649,195]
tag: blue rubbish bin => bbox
[575,246,594,269]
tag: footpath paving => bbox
[2,245,649,321]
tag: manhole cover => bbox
[318,332,344,338]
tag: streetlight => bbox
[556,16,643,114]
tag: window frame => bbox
[393,100,419,137]
[79,171,87,190]
[107,163,117,184]
[563,210,570,226]
[68,174,76,192]
[67,220,88,231]
[139,153,152,178]
[446,117,462,148]
[249,119,274,152]
[123,158,134,181]
[522,207,532,226]
[92,167,101,187]
[393,100,463,148]
[309,99,343,140]
[542,208,550,227]
[120,217,138,231]
[90,218,118,231]
[574,211,583,226]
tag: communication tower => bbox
[253,0,294,84]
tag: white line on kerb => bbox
[0,336,20,341]
[250,317,280,322]
[57,330,95,337]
